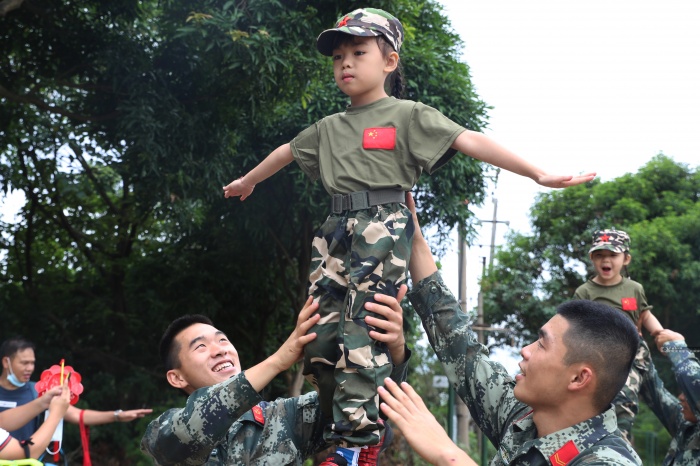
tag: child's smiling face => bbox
[590,249,631,286]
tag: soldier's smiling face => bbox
[166,323,241,394]
[514,315,573,408]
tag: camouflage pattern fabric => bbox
[140,372,326,465]
[316,8,404,56]
[141,352,411,464]
[588,228,631,254]
[613,339,651,441]
[640,340,700,465]
[303,202,413,447]
[407,272,641,465]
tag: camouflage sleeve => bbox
[638,352,683,436]
[140,371,263,466]
[407,272,521,445]
[664,340,700,418]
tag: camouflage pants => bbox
[302,203,413,447]
[613,338,651,441]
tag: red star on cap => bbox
[337,16,349,27]
[599,234,610,242]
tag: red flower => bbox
[337,16,349,27]
[35,364,84,405]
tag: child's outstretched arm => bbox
[452,130,596,188]
[640,309,664,337]
[223,143,294,200]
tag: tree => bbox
[482,154,700,347]
[1,1,493,462]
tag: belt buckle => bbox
[332,194,344,214]
[349,191,369,211]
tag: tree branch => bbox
[68,141,120,215]
[0,82,119,122]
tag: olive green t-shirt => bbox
[573,277,652,326]
[290,97,466,195]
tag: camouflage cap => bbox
[588,228,631,254]
[316,8,404,56]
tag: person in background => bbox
[0,379,70,459]
[0,337,152,442]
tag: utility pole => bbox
[456,228,472,452]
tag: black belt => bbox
[331,189,406,214]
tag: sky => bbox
[435,0,700,371]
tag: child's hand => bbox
[223,177,255,200]
[536,172,596,188]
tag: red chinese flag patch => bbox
[621,297,638,311]
[363,127,396,150]
[252,405,265,425]
[549,440,580,465]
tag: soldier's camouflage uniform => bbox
[140,354,409,466]
[408,272,642,465]
[639,340,700,465]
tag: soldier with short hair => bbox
[382,193,643,465]
[140,295,410,465]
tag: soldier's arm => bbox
[639,354,684,436]
[140,373,263,465]
[660,334,700,419]
[405,194,519,445]
[407,272,519,445]
[365,285,412,383]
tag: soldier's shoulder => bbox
[570,442,641,465]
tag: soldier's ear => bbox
[568,364,594,392]
[166,369,188,389]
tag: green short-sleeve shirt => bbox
[573,277,652,326]
[290,97,466,195]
